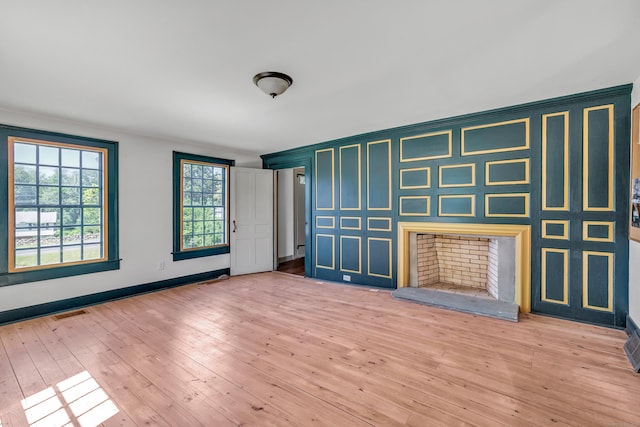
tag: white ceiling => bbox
[1,1,640,156]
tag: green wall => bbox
[262,85,631,327]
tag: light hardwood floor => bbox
[1,272,638,426]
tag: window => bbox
[0,125,119,286]
[173,152,233,261]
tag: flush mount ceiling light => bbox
[253,71,293,98]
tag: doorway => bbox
[276,167,306,276]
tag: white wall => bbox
[277,168,294,259]
[0,108,261,312]
[630,76,640,325]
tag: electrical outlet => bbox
[158,261,165,270]
[343,274,351,282]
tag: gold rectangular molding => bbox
[366,139,392,210]
[397,222,531,312]
[438,163,476,188]
[340,236,362,274]
[541,220,569,240]
[399,167,430,189]
[583,221,614,243]
[367,217,392,232]
[399,196,430,216]
[583,105,614,211]
[485,158,530,186]
[315,216,335,229]
[582,251,614,312]
[339,144,361,211]
[541,248,569,305]
[399,130,452,162]
[438,194,475,217]
[340,216,362,230]
[315,234,335,270]
[315,148,335,211]
[484,193,530,218]
[367,237,393,278]
[461,118,530,156]
[542,111,569,210]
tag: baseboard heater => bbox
[624,315,640,372]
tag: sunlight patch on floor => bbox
[20,371,118,427]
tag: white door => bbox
[230,167,274,275]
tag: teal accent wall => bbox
[262,84,632,327]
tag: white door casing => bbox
[230,167,274,275]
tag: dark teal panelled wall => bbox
[262,85,632,327]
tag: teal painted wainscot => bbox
[261,85,631,327]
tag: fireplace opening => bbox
[409,233,516,303]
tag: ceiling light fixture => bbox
[253,71,293,98]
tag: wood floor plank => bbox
[0,337,29,427]
[1,271,638,426]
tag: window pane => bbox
[83,244,102,260]
[63,208,82,226]
[82,188,99,205]
[39,146,59,166]
[192,165,202,178]
[82,151,100,169]
[62,187,81,205]
[82,170,100,187]
[14,165,37,184]
[40,227,60,247]
[83,208,101,225]
[61,149,80,167]
[183,207,192,221]
[202,166,213,179]
[83,225,101,243]
[62,227,81,245]
[62,245,82,262]
[39,166,59,185]
[15,249,37,268]
[61,168,80,186]
[183,163,191,178]
[14,143,37,164]
[14,185,37,205]
[191,178,202,192]
[193,207,204,220]
[40,208,61,227]
[39,186,59,205]
[39,247,60,265]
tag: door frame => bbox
[265,157,312,277]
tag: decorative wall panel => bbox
[262,84,631,327]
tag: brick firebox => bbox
[414,234,512,302]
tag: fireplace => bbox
[397,222,531,312]
[411,234,515,302]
